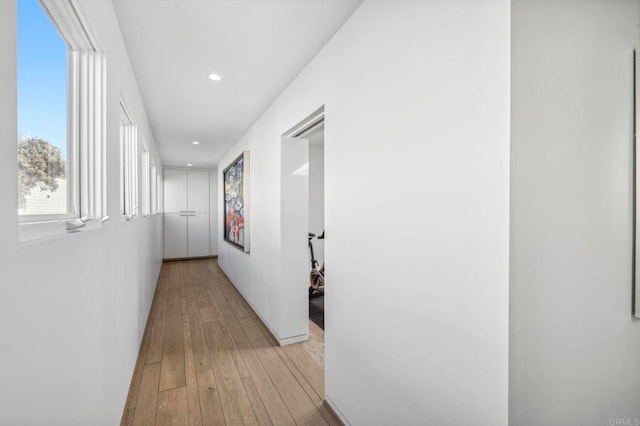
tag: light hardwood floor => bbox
[121,258,336,426]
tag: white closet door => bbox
[164,213,188,258]
[188,213,210,257]
[164,169,187,213]
[187,171,210,213]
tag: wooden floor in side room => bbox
[121,258,335,426]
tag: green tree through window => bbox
[17,137,66,210]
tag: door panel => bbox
[164,213,188,259]
[187,171,210,213]
[188,213,210,257]
[164,169,187,213]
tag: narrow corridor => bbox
[122,259,336,426]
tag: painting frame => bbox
[631,48,640,319]
[223,151,250,252]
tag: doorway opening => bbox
[281,106,325,368]
[285,107,325,330]
[306,125,324,330]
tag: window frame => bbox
[151,161,158,215]
[18,3,78,223]
[18,0,107,241]
[141,143,150,217]
[119,99,138,220]
[157,173,164,214]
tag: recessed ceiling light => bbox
[207,73,221,81]
[192,141,200,145]
[187,163,193,167]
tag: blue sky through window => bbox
[17,0,68,156]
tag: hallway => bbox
[122,259,336,426]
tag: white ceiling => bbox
[113,0,362,169]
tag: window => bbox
[141,144,150,216]
[17,0,106,240]
[17,0,73,219]
[158,173,164,214]
[151,161,158,215]
[120,101,138,219]
[17,0,71,220]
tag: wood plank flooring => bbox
[122,259,335,426]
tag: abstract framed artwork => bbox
[223,151,250,252]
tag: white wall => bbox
[210,170,219,256]
[0,1,163,424]
[309,132,325,265]
[510,1,640,425]
[218,0,511,424]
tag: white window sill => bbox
[121,214,137,222]
[19,217,107,243]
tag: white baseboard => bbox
[218,264,308,346]
[278,333,308,345]
[325,395,351,426]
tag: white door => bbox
[187,171,210,213]
[164,213,188,258]
[164,169,187,213]
[188,213,210,257]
